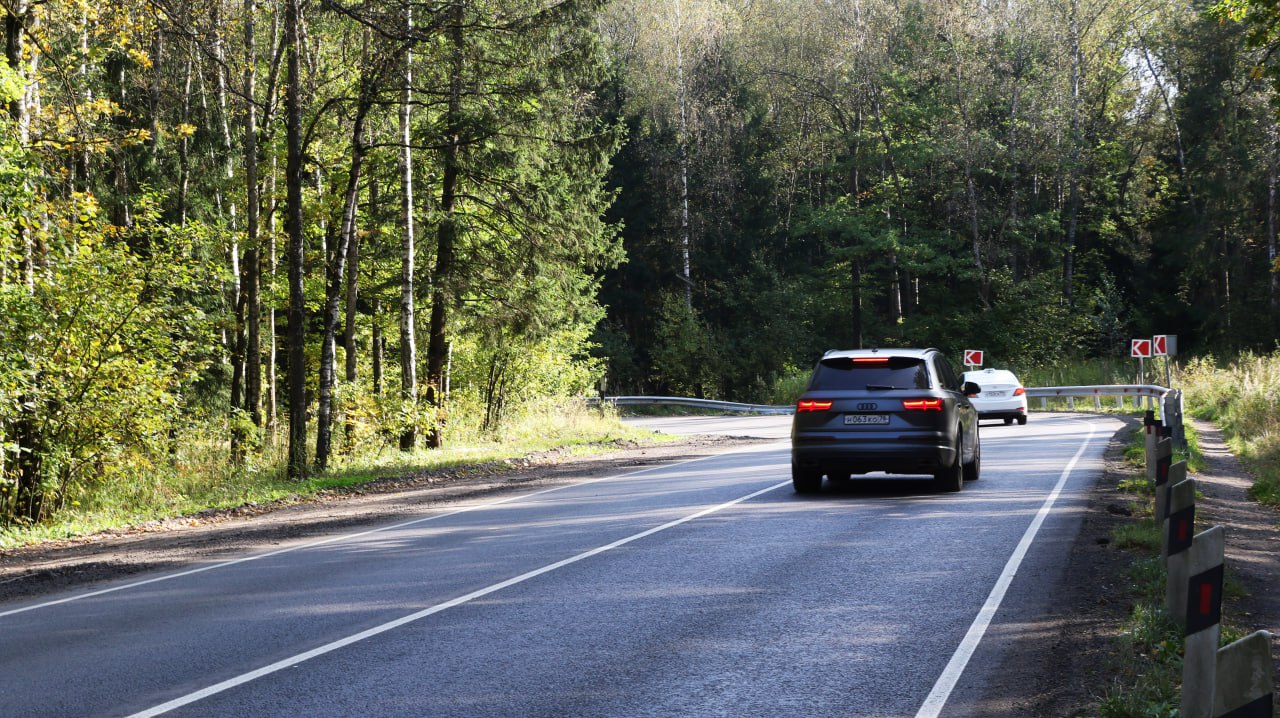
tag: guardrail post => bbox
[1172,389,1188,454]
[1165,476,1195,618]
[1213,631,1274,718]
[1183,526,1225,718]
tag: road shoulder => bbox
[980,418,1280,716]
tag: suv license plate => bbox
[844,414,889,425]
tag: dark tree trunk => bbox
[425,8,464,450]
[244,0,262,432]
[372,298,384,396]
[285,0,308,479]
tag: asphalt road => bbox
[0,412,1122,717]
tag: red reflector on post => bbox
[902,399,943,411]
[797,400,833,412]
[1199,582,1213,615]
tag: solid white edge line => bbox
[914,419,1098,718]
[1,445,773,619]
[128,479,793,718]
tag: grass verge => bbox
[1093,420,1252,717]
[0,403,674,550]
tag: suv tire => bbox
[792,465,822,494]
[963,432,981,482]
[933,439,964,492]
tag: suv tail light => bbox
[1013,387,1026,396]
[797,400,833,412]
[902,398,943,411]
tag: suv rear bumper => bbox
[791,436,956,476]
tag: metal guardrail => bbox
[593,396,793,415]
[595,384,1174,415]
[1025,384,1168,399]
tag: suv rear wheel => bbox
[963,433,981,482]
[933,439,964,492]
[792,465,822,494]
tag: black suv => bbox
[790,348,981,493]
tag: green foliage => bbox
[1096,598,1183,718]
[0,191,220,524]
[1098,471,1184,718]
[599,0,1280,398]
[649,292,719,398]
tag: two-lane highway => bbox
[0,413,1123,717]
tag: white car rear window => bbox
[965,370,1020,386]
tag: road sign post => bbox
[1132,338,1152,384]
[963,349,983,369]
[1153,334,1177,389]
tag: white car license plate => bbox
[985,391,1007,398]
[844,414,889,425]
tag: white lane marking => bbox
[0,446,776,619]
[128,479,792,718]
[914,419,1098,718]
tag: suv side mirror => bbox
[962,381,981,397]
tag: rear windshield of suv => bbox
[809,356,930,391]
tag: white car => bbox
[961,368,1028,425]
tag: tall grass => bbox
[1014,357,1148,388]
[1178,352,1280,506]
[0,401,666,549]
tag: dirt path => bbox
[1187,419,1280,679]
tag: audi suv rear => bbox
[790,348,981,493]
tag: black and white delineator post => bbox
[1182,526,1225,718]
[1161,460,1188,558]
[1213,630,1274,718]
[1164,476,1195,619]
[1153,437,1173,547]
[1145,411,1160,485]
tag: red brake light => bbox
[852,357,890,365]
[1013,387,1026,396]
[902,399,943,411]
[796,400,833,412]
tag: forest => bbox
[2,0,1280,527]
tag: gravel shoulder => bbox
[2,422,1277,715]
